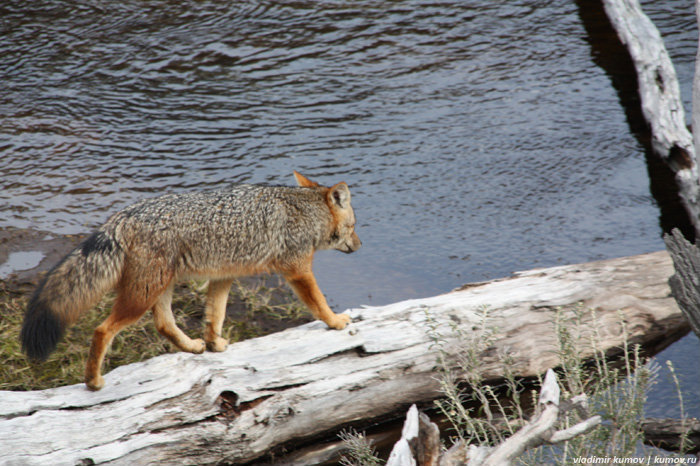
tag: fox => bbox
[20,171,361,391]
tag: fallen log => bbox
[0,251,687,465]
[664,229,700,339]
[599,1,700,455]
[601,0,700,232]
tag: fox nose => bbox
[342,235,361,254]
[352,233,362,251]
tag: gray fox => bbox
[20,171,361,390]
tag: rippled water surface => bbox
[1,0,698,415]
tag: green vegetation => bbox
[521,308,655,463]
[340,306,692,464]
[0,277,309,391]
[339,428,383,466]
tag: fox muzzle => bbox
[341,232,362,254]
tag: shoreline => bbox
[0,226,85,284]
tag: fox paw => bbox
[189,338,206,354]
[206,336,229,352]
[328,313,351,330]
[85,375,105,391]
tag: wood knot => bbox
[668,144,694,170]
[655,67,665,93]
[217,391,273,420]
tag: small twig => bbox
[549,416,603,443]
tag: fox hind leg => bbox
[203,279,233,352]
[152,283,206,354]
[85,296,149,391]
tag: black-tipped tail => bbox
[20,297,65,361]
[19,229,125,361]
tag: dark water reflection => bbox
[1,0,698,416]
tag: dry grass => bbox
[0,276,310,391]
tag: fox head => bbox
[294,171,362,254]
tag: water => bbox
[1,0,697,417]
[0,251,44,278]
[638,0,700,423]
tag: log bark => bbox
[602,0,700,232]
[695,0,700,179]
[664,229,700,339]
[0,251,687,465]
[386,405,442,466]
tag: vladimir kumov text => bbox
[574,456,697,464]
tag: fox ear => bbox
[328,182,350,209]
[293,170,319,187]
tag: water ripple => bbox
[0,0,694,308]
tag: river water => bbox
[1,0,697,424]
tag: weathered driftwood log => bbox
[0,251,687,465]
[695,0,700,184]
[664,229,700,339]
[385,405,442,466]
[602,0,700,231]
[386,370,601,466]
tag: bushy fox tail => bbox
[20,231,125,361]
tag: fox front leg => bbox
[284,271,351,330]
[203,279,233,352]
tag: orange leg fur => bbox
[284,271,351,330]
[85,296,149,391]
[152,284,206,354]
[203,279,233,352]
